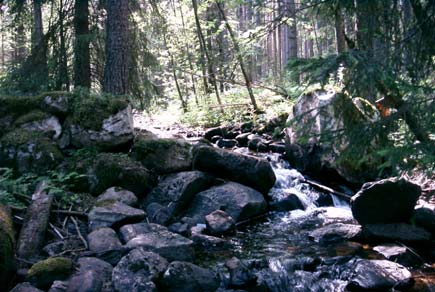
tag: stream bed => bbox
[195,150,435,292]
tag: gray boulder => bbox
[97,187,138,207]
[269,193,305,212]
[351,177,421,224]
[42,93,69,115]
[185,182,267,224]
[87,227,122,253]
[205,210,235,235]
[131,137,193,174]
[143,171,216,225]
[192,145,276,195]
[345,259,413,291]
[120,223,195,262]
[112,249,167,292]
[17,113,62,140]
[67,257,113,292]
[69,105,134,150]
[161,261,219,292]
[88,201,145,232]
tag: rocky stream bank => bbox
[1,92,435,292]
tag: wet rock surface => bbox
[351,177,421,225]
[192,145,276,194]
[184,182,267,224]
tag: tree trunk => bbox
[103,0,130,95]
[335,6,347,53]
[74,0,91,88]
[216,1,259,112]
[288,0,298,59]
[56,0,69,91]
[192,0,223,110]
[32,0,48,89]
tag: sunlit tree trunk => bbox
[103,0,130,95]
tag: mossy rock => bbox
[0,204,15,288]
[0,129,63,175]
[13,110,50,127]
[131,136,193,174]
[27,257,73,289]
[0,95,45,117]
[90,153,157,196]
[70,95,129,131]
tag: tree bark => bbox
[335,6,347,53]
[17,182,53,261]
[103,0,130,95]
[74,0,91,88]
[288,0,298,59]
[56,0,69,91]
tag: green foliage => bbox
[0,167,89,210]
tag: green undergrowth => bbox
[179,88,294,128]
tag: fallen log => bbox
[304,178,352,202]
[17,181,53,261]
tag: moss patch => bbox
[14,110,50,127]
[27,257,73,289]
[70,94,129,131]
[0,204,15,287]
[0,95,44,117]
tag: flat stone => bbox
[88,201,145,232]
[373,244,421,267]
[121,223,195,262]
[309,223,362,243]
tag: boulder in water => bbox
[309,223,362,243]
[192,145,276,194]
[362,223,431,243]
[345,259,414,291]
[205,210,235,235]
[184,182,267,224]
[351,177,421,224]
[373,244,421,267]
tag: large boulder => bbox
[184,182,267,224]
[351,177,421,224]
[66,98,133,150]
[0,204,15,288]
[112,249,168,292]
[142,171,216,225]
[120,223,195,262]
[161,261,219,292]
[0,129,63,175]
[14,111,62,139]
[192,145,276,194]
[131,136,193,174]
[67,257,113,292]
[285,90,381,183]
[89,153,156,196]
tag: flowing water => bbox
[196,150,377,291]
